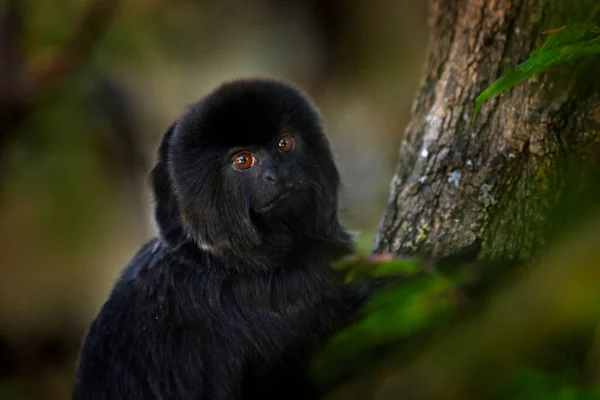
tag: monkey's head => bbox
[151,78,352,269]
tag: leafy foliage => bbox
[500,370,600,400]
[473,26,600,121]
[333,253,422,284]
[316,222,600,399]
[315,257,459,384]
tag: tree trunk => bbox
[373,0,600,262]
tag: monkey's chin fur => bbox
[253,191,291,213]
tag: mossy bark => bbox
[374,0,600,262]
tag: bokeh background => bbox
[0,0,428,398]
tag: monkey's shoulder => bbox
[74,239,215,398]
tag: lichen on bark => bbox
[373,0,600,262]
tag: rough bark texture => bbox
[374,0,600,261]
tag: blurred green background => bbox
[0,0,428,398]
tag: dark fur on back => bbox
[72,78,364,399]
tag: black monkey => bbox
[72,78,368,400]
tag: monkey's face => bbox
[154,79,345,264]
[225,132,324,216]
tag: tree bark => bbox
[373,0,600,262]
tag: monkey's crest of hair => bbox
[150,78,353,270]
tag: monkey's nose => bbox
[263,170,278,184]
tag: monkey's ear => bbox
[150,122,186,245]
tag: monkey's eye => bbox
[233,152,257,170]
[277,135,294,153]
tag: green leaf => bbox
[473,31,600,121]
[312,275,457,384]
[500,369,600,400]
[531,26,599,57]
[335,254,423,284]
[369,259,423,278]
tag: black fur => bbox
[72,78,365,399]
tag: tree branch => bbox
[32,0,122,90]
[0,0,122,151]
